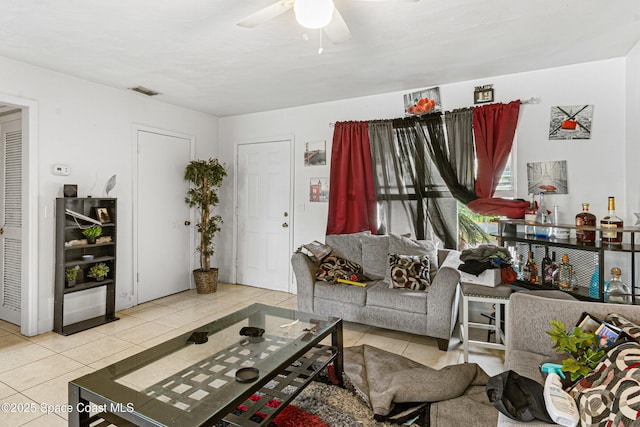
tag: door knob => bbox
[282,222,289,228]
[184,220,191,226]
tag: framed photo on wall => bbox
[474,86,494,104]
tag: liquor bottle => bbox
[589,254,600,299]
[534,192,551,238]
[604,267,631,304]
[551,205,570,239]
[558,253,573,290]
[575,203,596,243]
[525,251,539,284]
[524,194,538,236]
[550,251,559,287]
[600,197,623,244]
[541,247,553,286]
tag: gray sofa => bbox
[500,291,640,426]
[291,232,461,351]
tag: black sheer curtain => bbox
[369,118,457,249]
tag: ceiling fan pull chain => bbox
[318,29,323,55]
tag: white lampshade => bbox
[294,0,335,29]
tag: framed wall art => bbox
[309,178,329,202]
[549,105,593,140]
[304,140,326,166]
[404,87,441,116]
[526,161,568,195]
[474,85,494,104]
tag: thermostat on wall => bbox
[52,164,71,176]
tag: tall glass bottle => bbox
[516,253,524,280]
[551,205,570,239]
[524,194,538,236]
[558,253,573,290]
[550,251,559,287]
[534,192,551,238]
[541,247,553,286]
[604,267,631,304]
[576,203,597,243]
[525,251,539,284]
[601,197,623,244]
[589,254,600,299]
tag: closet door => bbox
[0,114,22,325]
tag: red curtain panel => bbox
[326,121,378,235]
[467,100,528,217]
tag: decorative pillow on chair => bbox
[389,254,430,291]
[315,255,365,283]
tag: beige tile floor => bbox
[0,283,504,426]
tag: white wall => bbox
[626,40,640,222]
[0,55,219,334]
[218,58,631,289]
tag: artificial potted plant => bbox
[88,262,110,281]
[82,225,102,244]
[65,265,80,287]
[184,158,227,293]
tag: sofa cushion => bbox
[384,234,440,285]
[315,255,364,282]
[366,282,428,314]
[360,234,389,279]
[325,231,371,265]
[504,350,548,385]
[389,254,430,290]
[314,281,368,306]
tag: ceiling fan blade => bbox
[237,1,293,28]
[323,8,352,44]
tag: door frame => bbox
[233,135,295,291]
[131,124,195,304]
[0,93,38,336]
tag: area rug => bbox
[216,381,425,427]
[283,381,424,427]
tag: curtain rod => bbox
[328,97,540,127]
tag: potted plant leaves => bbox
[184,158,227,293]
[546,319,605,383]
[88,262,110,281]
[82,226,102,244]
[65,265,80,287]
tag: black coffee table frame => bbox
[68,303,343,427]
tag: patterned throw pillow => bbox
[606,313,640,341]
[315,255,364,283]
[389,254,430,291]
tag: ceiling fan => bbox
[237,0,420,45]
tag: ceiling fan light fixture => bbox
[294,0,335,29]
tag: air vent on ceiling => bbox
[129,86,160,97]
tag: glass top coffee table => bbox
[68,303,343,427]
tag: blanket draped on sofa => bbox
[344,345,498,426]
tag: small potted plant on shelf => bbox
[184,158,227,294]
[82,226,102,244]
[88,262,110,281]
[65,265,80,287]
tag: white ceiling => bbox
[1,0,639,117]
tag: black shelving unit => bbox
[494,219,638,304]
[54,197,119,335]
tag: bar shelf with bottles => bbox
[493,219,639,303]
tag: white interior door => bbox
[0,113,22,325]
[136,130,192,304]
[236,140,291,292]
